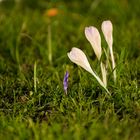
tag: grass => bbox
[0,0,140,139]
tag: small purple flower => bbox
[63,71,69,95]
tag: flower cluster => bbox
[68,20,116,94]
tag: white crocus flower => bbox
[68,47,109,93]
[85,26,107,86]
[101,20,116,82]
[101,20,113,47]
[85,26,102,60]
[68,47,93,74]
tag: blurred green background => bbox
[0,0,140,65]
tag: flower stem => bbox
[34,61,37,93]
[48,25,52,65]
[100,62,107,87]
[110,47,116,83]
[90,70,110,95]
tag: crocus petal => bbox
[101,20,113,48]
[67,47,93,75]
[85,26,102,60]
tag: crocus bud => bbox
[101,20,116,82]
[67,47,94,75]
[63,71,69,95]
[68,47,109,93]
[85,26,102,60]
[101,20,113,48]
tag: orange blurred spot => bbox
[45,8,59,17]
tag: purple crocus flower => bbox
[63,71,69,95]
